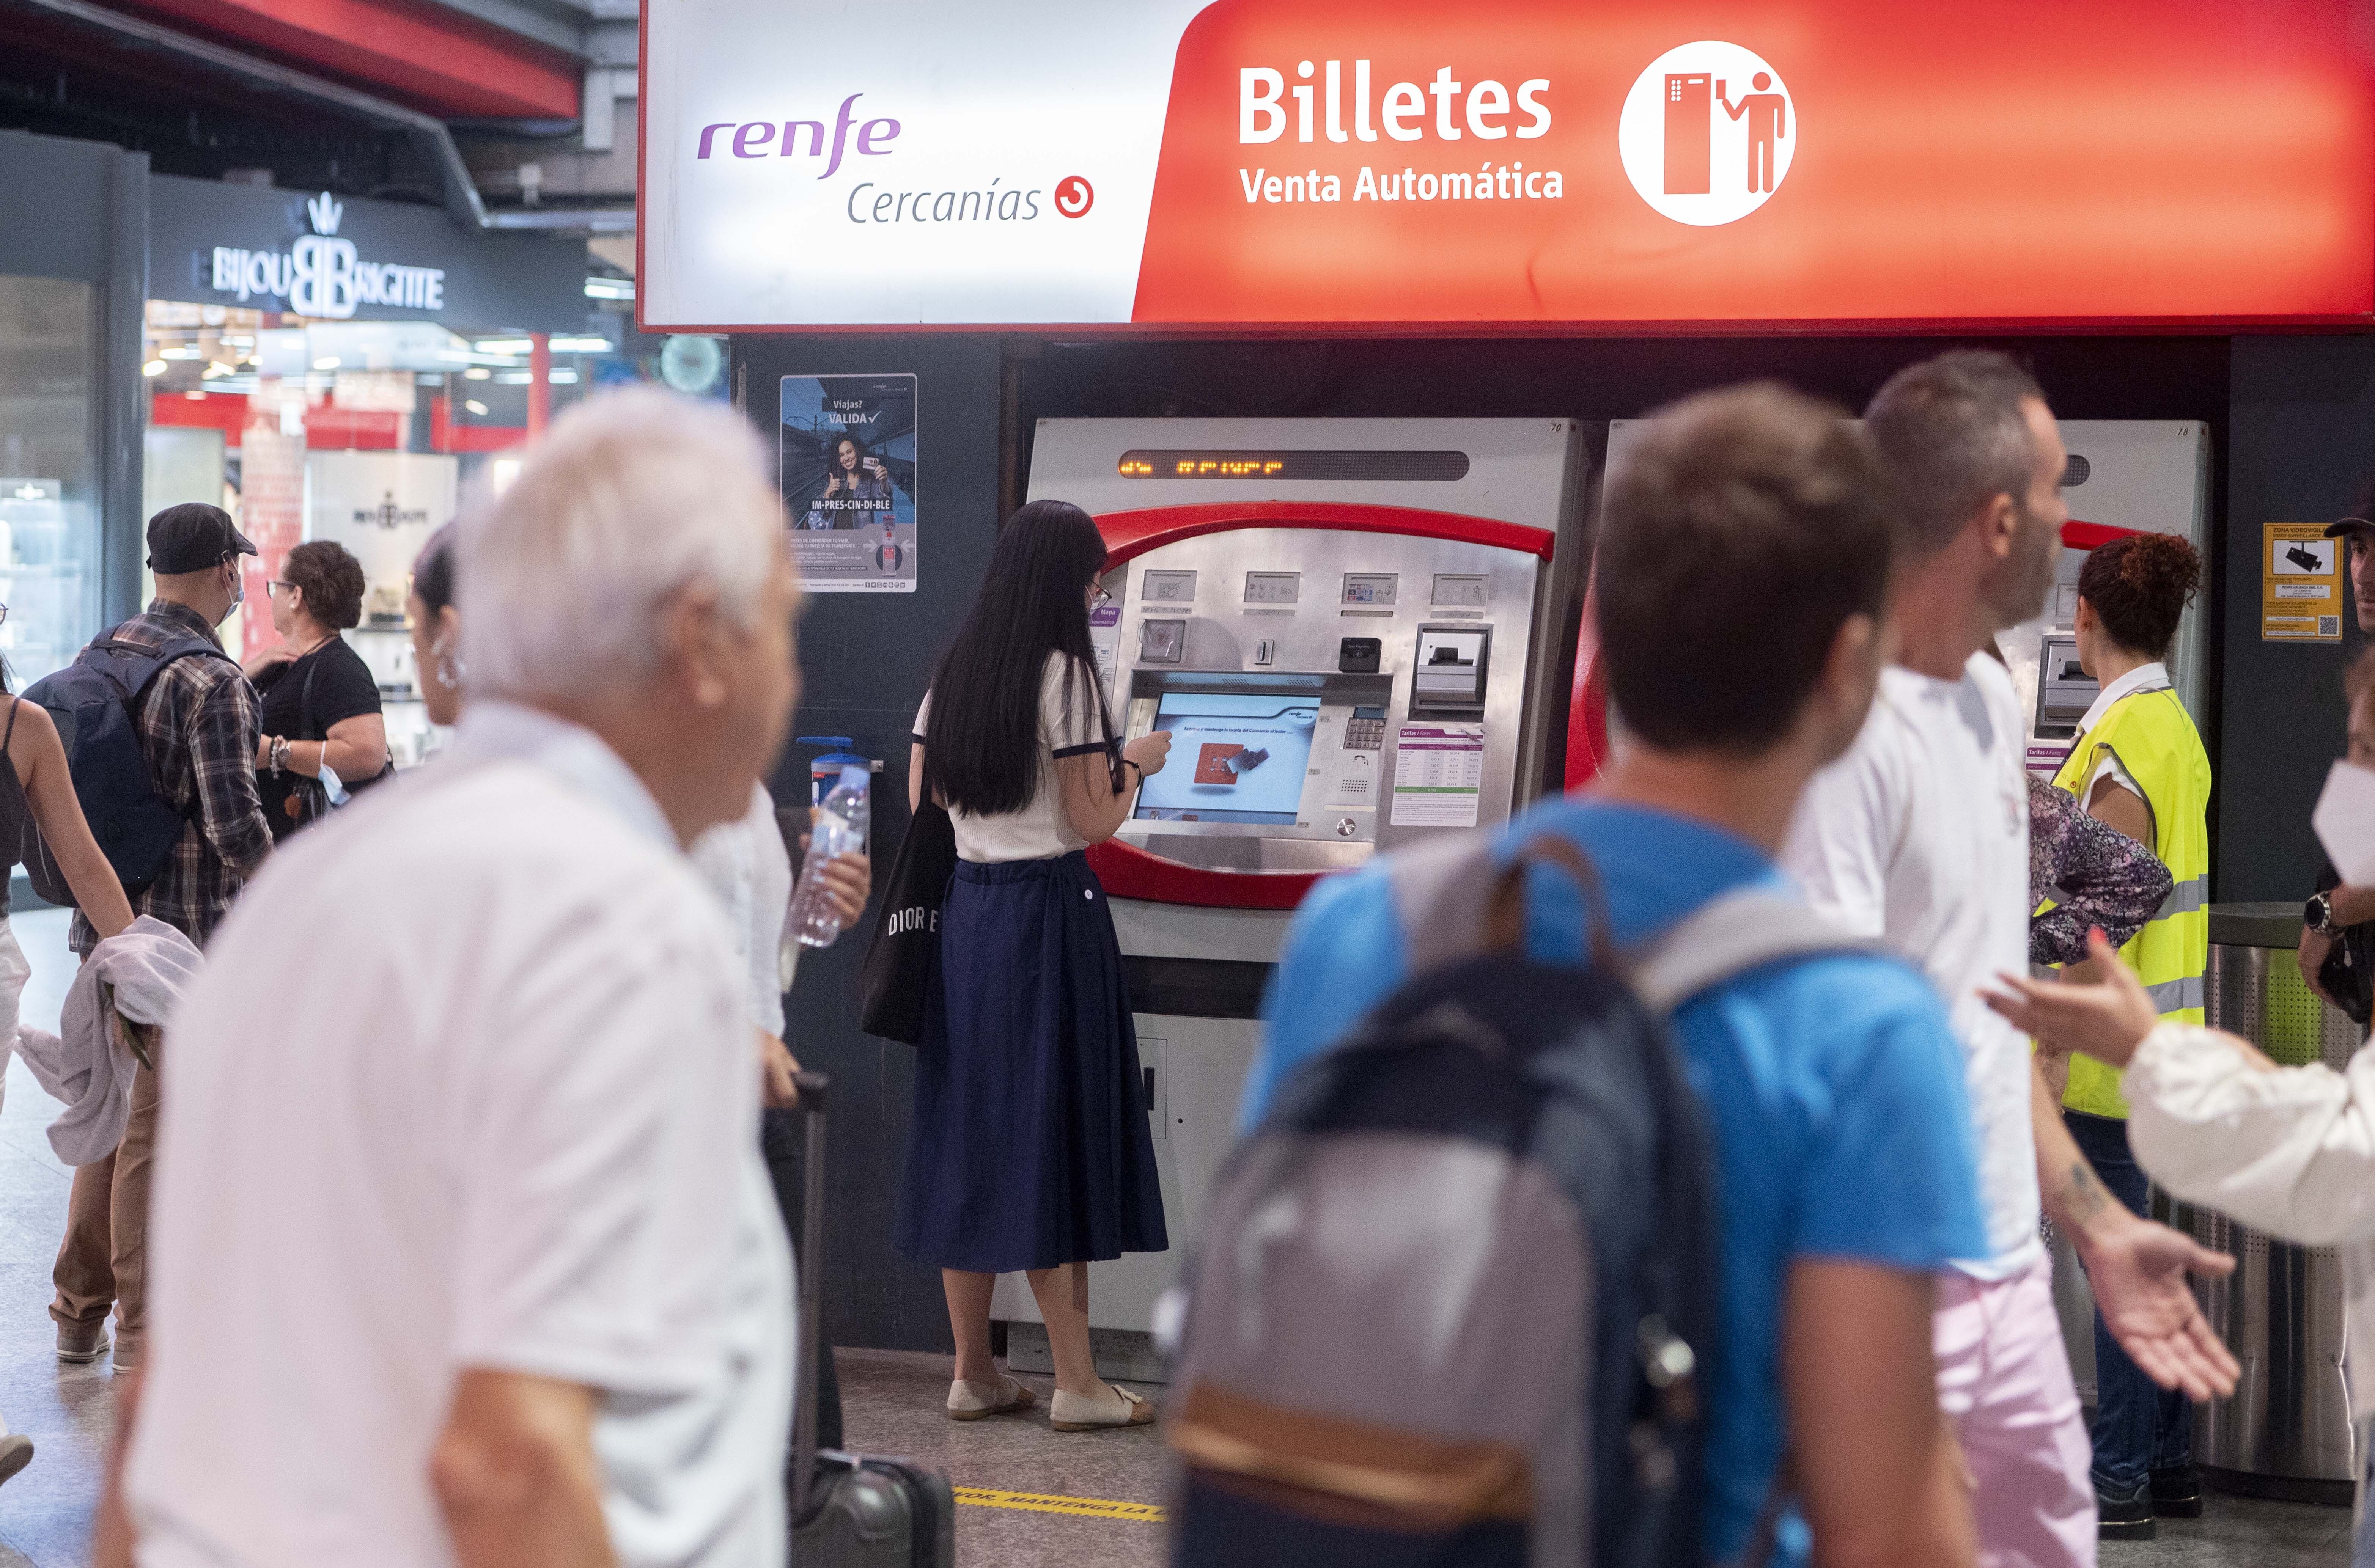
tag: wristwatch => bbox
[2307,891,2337,935]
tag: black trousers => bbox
[762,1106,843,1452]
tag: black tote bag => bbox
[858,771,956,1045]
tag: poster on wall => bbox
[781,374,917,594]
[2263,522,2344,643]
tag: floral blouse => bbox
[2028,774,2173,966]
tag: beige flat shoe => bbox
[1049,1383,1156,1431]
[947,1375,1036,1422]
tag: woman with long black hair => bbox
[901,499,1171,1431]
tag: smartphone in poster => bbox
[780,374,916,593]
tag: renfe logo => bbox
[1617,42,1794,225]
[696,93,901,178]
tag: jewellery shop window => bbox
[142,303,639,769]
[0,275,105,694]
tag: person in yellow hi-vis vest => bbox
[2051,530,2210,1538]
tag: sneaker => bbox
[55,1321,109,1364]
[0,1434,30,1488]
[111,1336,141,1376]
[2098,1478,2155,1541]
[2150,1463,2205,1519]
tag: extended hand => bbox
[1124,729,1173,779]
[797,814,872,928]
[818,853,870,926]
[2078,1214,2239,1401]
[1983,929,2159,1068]
[242,644,295,682]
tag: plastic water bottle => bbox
[786,762,870,949]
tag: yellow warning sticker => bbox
[2264,522,2344,642]
[953,1486,1167,1523]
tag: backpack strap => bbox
[1629,888,1874,1016]
[85,632,234,703]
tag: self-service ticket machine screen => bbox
[1092,521,1564,888]
[996,418,1587,1371]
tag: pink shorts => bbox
[1935,1251,2098,1568]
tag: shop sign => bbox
[149,173,587,332]
[205,193,446,319]
[641,0,2375,331]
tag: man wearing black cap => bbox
[2303,501,2375,1023]
[52,502,274,1376]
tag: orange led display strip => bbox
[1115,449,1470,482]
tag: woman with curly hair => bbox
[2046,529,2210,1536]
[245,539,390,838]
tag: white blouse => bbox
[2125,1021,2375,1420]
[914,652,1111,864]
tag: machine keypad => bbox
[1342,716,1387,751]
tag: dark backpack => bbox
[20,629,233,904]
[1165,833,1864,1568]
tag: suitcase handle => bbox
[790,1069,831,1524]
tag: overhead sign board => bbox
[640,0,2375,333]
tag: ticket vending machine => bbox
[995,418,1591,1370]
[1567,419,2212,790]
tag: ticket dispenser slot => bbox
[2035,632,2096,738]
[1409,624,1491,718]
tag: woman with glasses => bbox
[242,541,389,839]
[901,500,1173,1432]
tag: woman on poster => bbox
[810,436,894,530]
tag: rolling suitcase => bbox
[785,1071,957,1567]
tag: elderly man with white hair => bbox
[92,388,803,1568]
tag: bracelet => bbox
[1125,759,1143,778]
[269,737,289,774]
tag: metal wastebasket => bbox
[2166,902,2365,1502]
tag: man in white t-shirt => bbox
[1784,351,2237,1566]
[94,388,803,1568]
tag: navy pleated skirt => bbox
[894,852,1169,1274]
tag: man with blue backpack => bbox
[1192,385,1987,1568]
[49,502,274,1376]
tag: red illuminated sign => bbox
[640,0,2375,331]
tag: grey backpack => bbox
[1165,831,1864,1568]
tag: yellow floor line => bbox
[953,1486,1167,1523]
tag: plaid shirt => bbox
[69,601,272,954]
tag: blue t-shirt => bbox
[1247,798,1988,1565]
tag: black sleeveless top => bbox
[0,699,28,913]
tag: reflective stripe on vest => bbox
[2051,687,2212,1120]
[2156,875,2207,919]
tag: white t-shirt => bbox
[690,782,795,1036]
[1782,654,2041,1278]
[913,652,1109,864]
[127,702,793,1568]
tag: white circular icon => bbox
[1618,42,1795,226]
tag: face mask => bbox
[2312,760,2375,885]
[225,564,244,613]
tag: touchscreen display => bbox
[1134,692,1320,825]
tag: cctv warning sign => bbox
[2264,522,2343,643]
